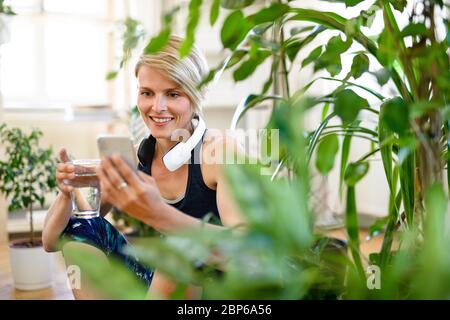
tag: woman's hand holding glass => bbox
[55,148,75,198]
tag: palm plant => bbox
[139,0,449,297]
[67,0,449,299]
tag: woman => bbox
[42,35,244,299]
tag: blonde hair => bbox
[135,35,209,115]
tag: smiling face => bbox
[136,65,194,141]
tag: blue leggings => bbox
[61,216,154,288]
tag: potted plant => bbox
[0,123,58,290]
[158,0,448,299]
[66,0,449,299]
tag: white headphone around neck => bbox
[162,115,206,171]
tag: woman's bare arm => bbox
[43,148,113,252]
[42,192,72,252]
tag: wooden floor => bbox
[0,246,73,300]
[0,228,383,300]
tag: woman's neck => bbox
[154,127,194,158]
[154,139,177,158]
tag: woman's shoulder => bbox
[202,129,244,164]
[199,129,243,187]
[202,129,224,148]
[203,129,244,150]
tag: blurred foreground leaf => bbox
[63,244,148,300]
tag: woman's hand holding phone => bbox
[95,155,165,225]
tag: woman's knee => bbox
[61,241,111,300]
[62,241,110,266]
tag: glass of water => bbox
[68,159,101,219]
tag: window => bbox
[0,0,122,111]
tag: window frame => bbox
[0,0,117,115]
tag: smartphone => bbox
[97,135,138,171]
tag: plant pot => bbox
[8,239,55,291]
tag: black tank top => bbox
[136,132,221,224]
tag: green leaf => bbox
[225,163,313,251]
[345,0,365,6]
[349,53,369,79]
[345,186,365,280]
[325,35,352,53]
[127,238,202,284]
[424,183,448,241]
[220,11,252,50]
[289,26,315,37]
[379,190,402,268]
[220,0,254,9]
[105,70,118,81]
[315,0,364,7]
[401,23,428,37]
[144,28,171,54]
[226,49,249,68]
[0,2,16,15]
[307,112,337,164]
[315,35,352,76]
[380,97,409,136]
[321,103,330,121]
[261,76,272,95]
[0,124,57,219]
[378,121,395,194]
[197,70,216,91]
[252,22,273,36]
[359,4,380,28]
[230,95,282,129]
[371,68,390,86]
[334,89,369,124]
[409,101,441,119]
[368,216,389,238]
[344,161,369,186]
[339,121,360,199]
[398,140,415,225]
[62,244,147,299]
[377,27,397,67]
[210,0,221,25]
[248,35,279,51]
[445,119,450,193]
[121,17,145,68]
[446,21,450,46]
[302,47,322,68]
[285,26,326,63]
[289,8,348,32]
[321,77,385,101]
[248,3,289,25]
[180,0,203,58]
[388,0,407,12]
[233,50,271,81]
[316,134,339,175]
[431,0,443,7]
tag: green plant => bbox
[106,17,145,81]
[112,206,159,238]
[0,0,15,47]
[69,0,449,299]
[0,0,15,16]
[0,124,58,246]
